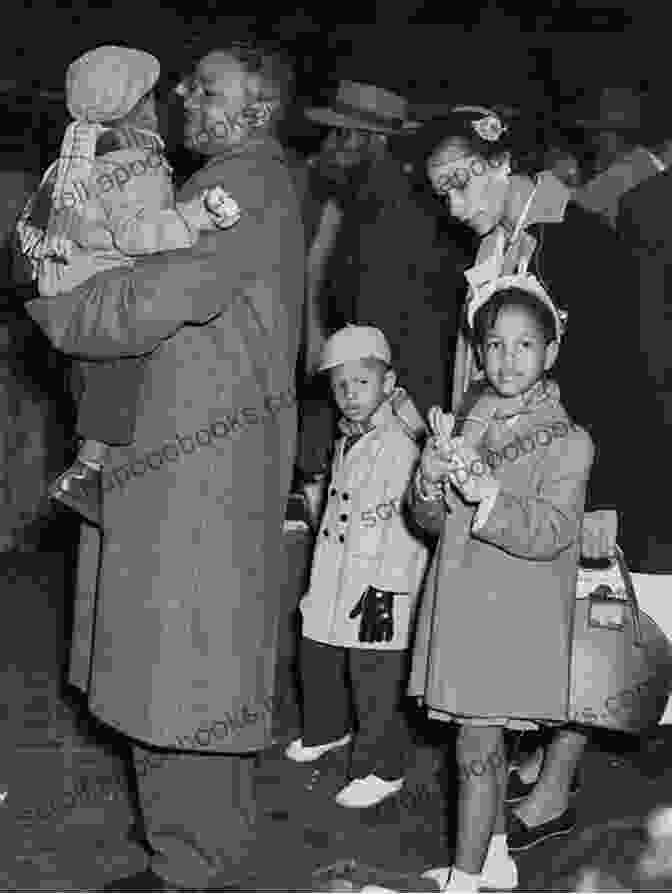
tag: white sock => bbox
[485,833,510,862]
[445,867,481,891]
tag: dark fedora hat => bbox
[305,80,419,133]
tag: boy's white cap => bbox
[468,273,567,341]
[318,324,392,371]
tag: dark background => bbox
[1,2,666,172]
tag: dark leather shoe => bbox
[507,806,577,853]
[49,459,102,526]
[102,868,187,892]
[505,767,581,805]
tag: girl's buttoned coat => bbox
[300,396,429,651]
[409,395,594,722]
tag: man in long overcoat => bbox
[23,43,304,891]
[296,81,471,483]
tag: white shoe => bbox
[335,774,404,808]
[481,849,518,890]
[421,853,518,892]
[284,732,351,762]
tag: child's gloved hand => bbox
[178,192,220,231]
[349,587,395,643]
[446,443,498,504]
[421,407,458,484]
[419,437,455,485]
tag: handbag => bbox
[568,547,672,732]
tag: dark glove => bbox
[349,587,395,643]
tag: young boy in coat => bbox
[287,324,429,808]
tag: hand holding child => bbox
[203,186,241,229]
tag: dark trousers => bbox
[132,744,258,889]
[75,357,146,445]
[300,637,411,781]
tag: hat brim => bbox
[575,117,642,131]
[305,106,408,134]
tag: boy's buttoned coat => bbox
[300,396,429,651]
[409,396,594,722]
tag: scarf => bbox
[40,123,165,266]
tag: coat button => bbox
[323,529,329,537]
[342,492,350,501]
[338,534,345,543]
[330,488,337,497]
[339,514,348,522]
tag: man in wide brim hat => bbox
[305,80,420,133]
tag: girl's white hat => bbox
[467,273,567,341]
[318,324,392,371]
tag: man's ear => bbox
[544,339,559,370]
[383,368,397,394]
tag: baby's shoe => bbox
[284,732,351,762]
[335,774,404,808]
[49,459,102,527]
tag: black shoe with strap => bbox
[507,806,577,853]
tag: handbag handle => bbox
[613,545,644,648]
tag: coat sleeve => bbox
[532,205,628,513]
[105,199,199,255]
[472,428,594,560]
[407,460,446,537]
[23,155,274,359]
[372,436,425,592]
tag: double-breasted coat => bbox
[24,136,305,751]
[409,391,594,722]
[300,392,429,651]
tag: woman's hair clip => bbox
[452,106,508,142]
[473,114,507,142]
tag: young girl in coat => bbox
[16,45,238,526]
[287,324,429,809]
[364,275,594,893]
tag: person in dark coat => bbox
[296,81,470,485]
[23,42,304,893]
[617,155,672,573]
